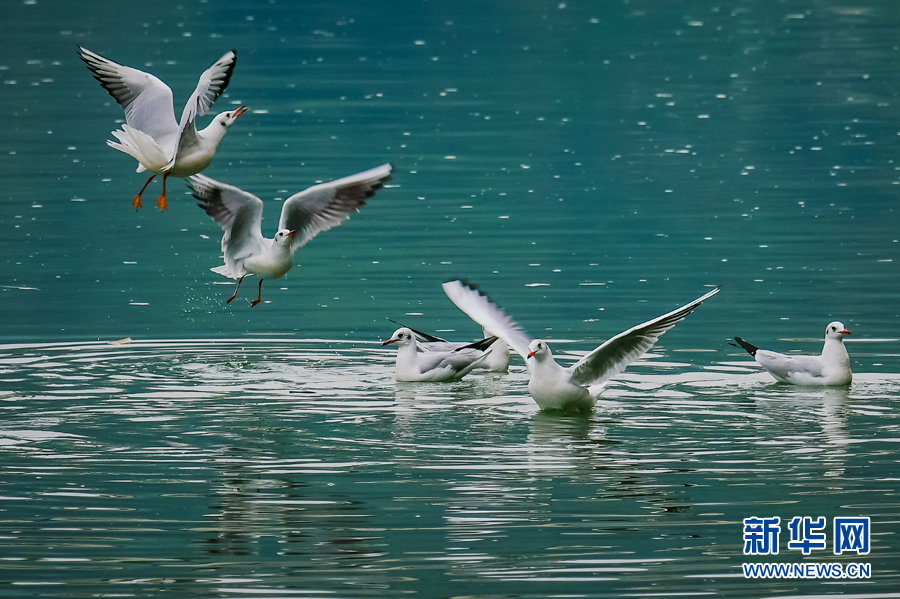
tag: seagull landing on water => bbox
[732,322,852,386]
[382,327,498,382]
[442,279,720,413]
[78,47,247,211]
[188,164,393,307]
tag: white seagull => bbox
[387,320,510,373]
[733,322,852,386]
[442,279,720,412]
[79,46,247,211]
[188,164,393,306]
[382,327,498,382]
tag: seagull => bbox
[382,327,498,382]
[78,46,247,211]
[732,322,852,386]
[442,279,720,412]
[387,319,510,373]
[189,164,393,306]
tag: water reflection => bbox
[1,340,899,595]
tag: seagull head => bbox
[825,321,851,340]
[526,339,552,361]
[382,327,414,347]
[215,105,249,128]
[273,229,295,245]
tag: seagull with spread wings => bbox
[79,47,247,211]
[442,279,719,412]
[189,164,393,306]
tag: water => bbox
[2,0,900,596]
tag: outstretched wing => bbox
[187,175,266,279]
[177,50,237,127]
[279,164,393,252]
[568,287,720,388]
[441,279,534,364]
[78,47,179,148]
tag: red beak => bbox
[382,339,397,346]
[527,351,535,359]
[841,329,851,335]
[234,105,249,117]
[287,230,295,237]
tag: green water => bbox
[1,0,899,597]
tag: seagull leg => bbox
[133,175,156,211]
[226,276,244,304]
[156,174,169,211]
[251,279,264,307]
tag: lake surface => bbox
[1,0,899,597]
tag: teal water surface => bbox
[1,0,899,597]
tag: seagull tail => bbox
[732,337,758,356]
[107,125,169,173]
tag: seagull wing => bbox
[169,50,238,170]
[441,279,534,365]
[187,175,266,279]
[279,163,393,252]
[568,287,720,387]
[78,47,179,150]
[177,50,237,126]
[755,351,825,381]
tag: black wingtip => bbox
[447,278,480,293]
[385,318,447,343]
[733,337,758,356]
[455,335,497,352]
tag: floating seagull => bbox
[387,319,509,373]
[382,327,498,382]
[442,279,720,412]
[189,164,393,306]
[78,47,246,211]
[732,322,852,386]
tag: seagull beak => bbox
[382,339,397,346]
[841,329,851,335]
[234,105,249,117]
[287,230,295,237]
[527,351,535,359]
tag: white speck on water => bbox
[445,156,456,160]
[129,302,149,306]
[526,283,549,287]
[123,261,136,265]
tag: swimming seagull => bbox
[442,279,720,412]
[188,164,393,306]
[78,46,247,211]
[387,319,510,373]
[732,322,852,385]
[382,327,498,382]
